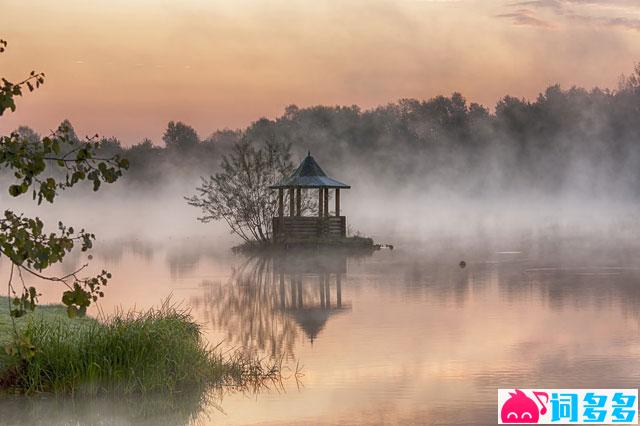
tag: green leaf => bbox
[66,305,78,318]
[8,185,20,196]
[61,291,74,306]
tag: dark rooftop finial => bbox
[308,150,311,157]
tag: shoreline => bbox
[232,235,390,254]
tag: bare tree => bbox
[186,138,297,243]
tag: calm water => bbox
[2,232,640,425]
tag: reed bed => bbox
[0,298,280,395]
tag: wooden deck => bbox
[272,216,346,241]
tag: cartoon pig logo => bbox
[501,389,548,423]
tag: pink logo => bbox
[501,389,549,423]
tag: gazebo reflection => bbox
[193,251,358,358]
[274,253,351,343]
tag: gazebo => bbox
[270,152,350,241]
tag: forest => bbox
[10,64,640,198]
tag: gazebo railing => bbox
[272,216,346,241]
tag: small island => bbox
[187,142,386,253]
[252,152,376,251]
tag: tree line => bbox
[10,63,640,197]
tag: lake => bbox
[1,229,640,425]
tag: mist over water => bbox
[3,188,638,261]
[2,228,640,425]
[3,71,640,426]
[8,79,640,249]
[3,0,640,422]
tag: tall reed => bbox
[0,299,280,395]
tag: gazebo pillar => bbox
[296,188,301,216]
[323,188,329,217]
[318,188,323,217]
[335,188,340,217]
[289,188,294,217]
[278,188,284,217]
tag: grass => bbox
[0,297,281,395]
[0,298,94,345]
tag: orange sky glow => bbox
[1,0,640,144]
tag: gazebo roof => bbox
[287,306,349,343]
[270,153,350,189]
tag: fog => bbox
[3,1,640,254]
[5,82,640,424]
[3,176,639,256]
[4,73,640,289]
[5,3,640,425]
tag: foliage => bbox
[15,60,640,200]
[0,40,44,117]
[5,50,640,226]
[0,39,128,318]
[619,62,640,92]
[186,138,298,243]
[163,120,199,150]
[0,298,281,395]
[180,62,640,242]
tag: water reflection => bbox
[275,253,350,344]
[193,251,365,359]
[3,235,640,425]
[0,388,215,426]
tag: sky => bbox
[1,0,640,145]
